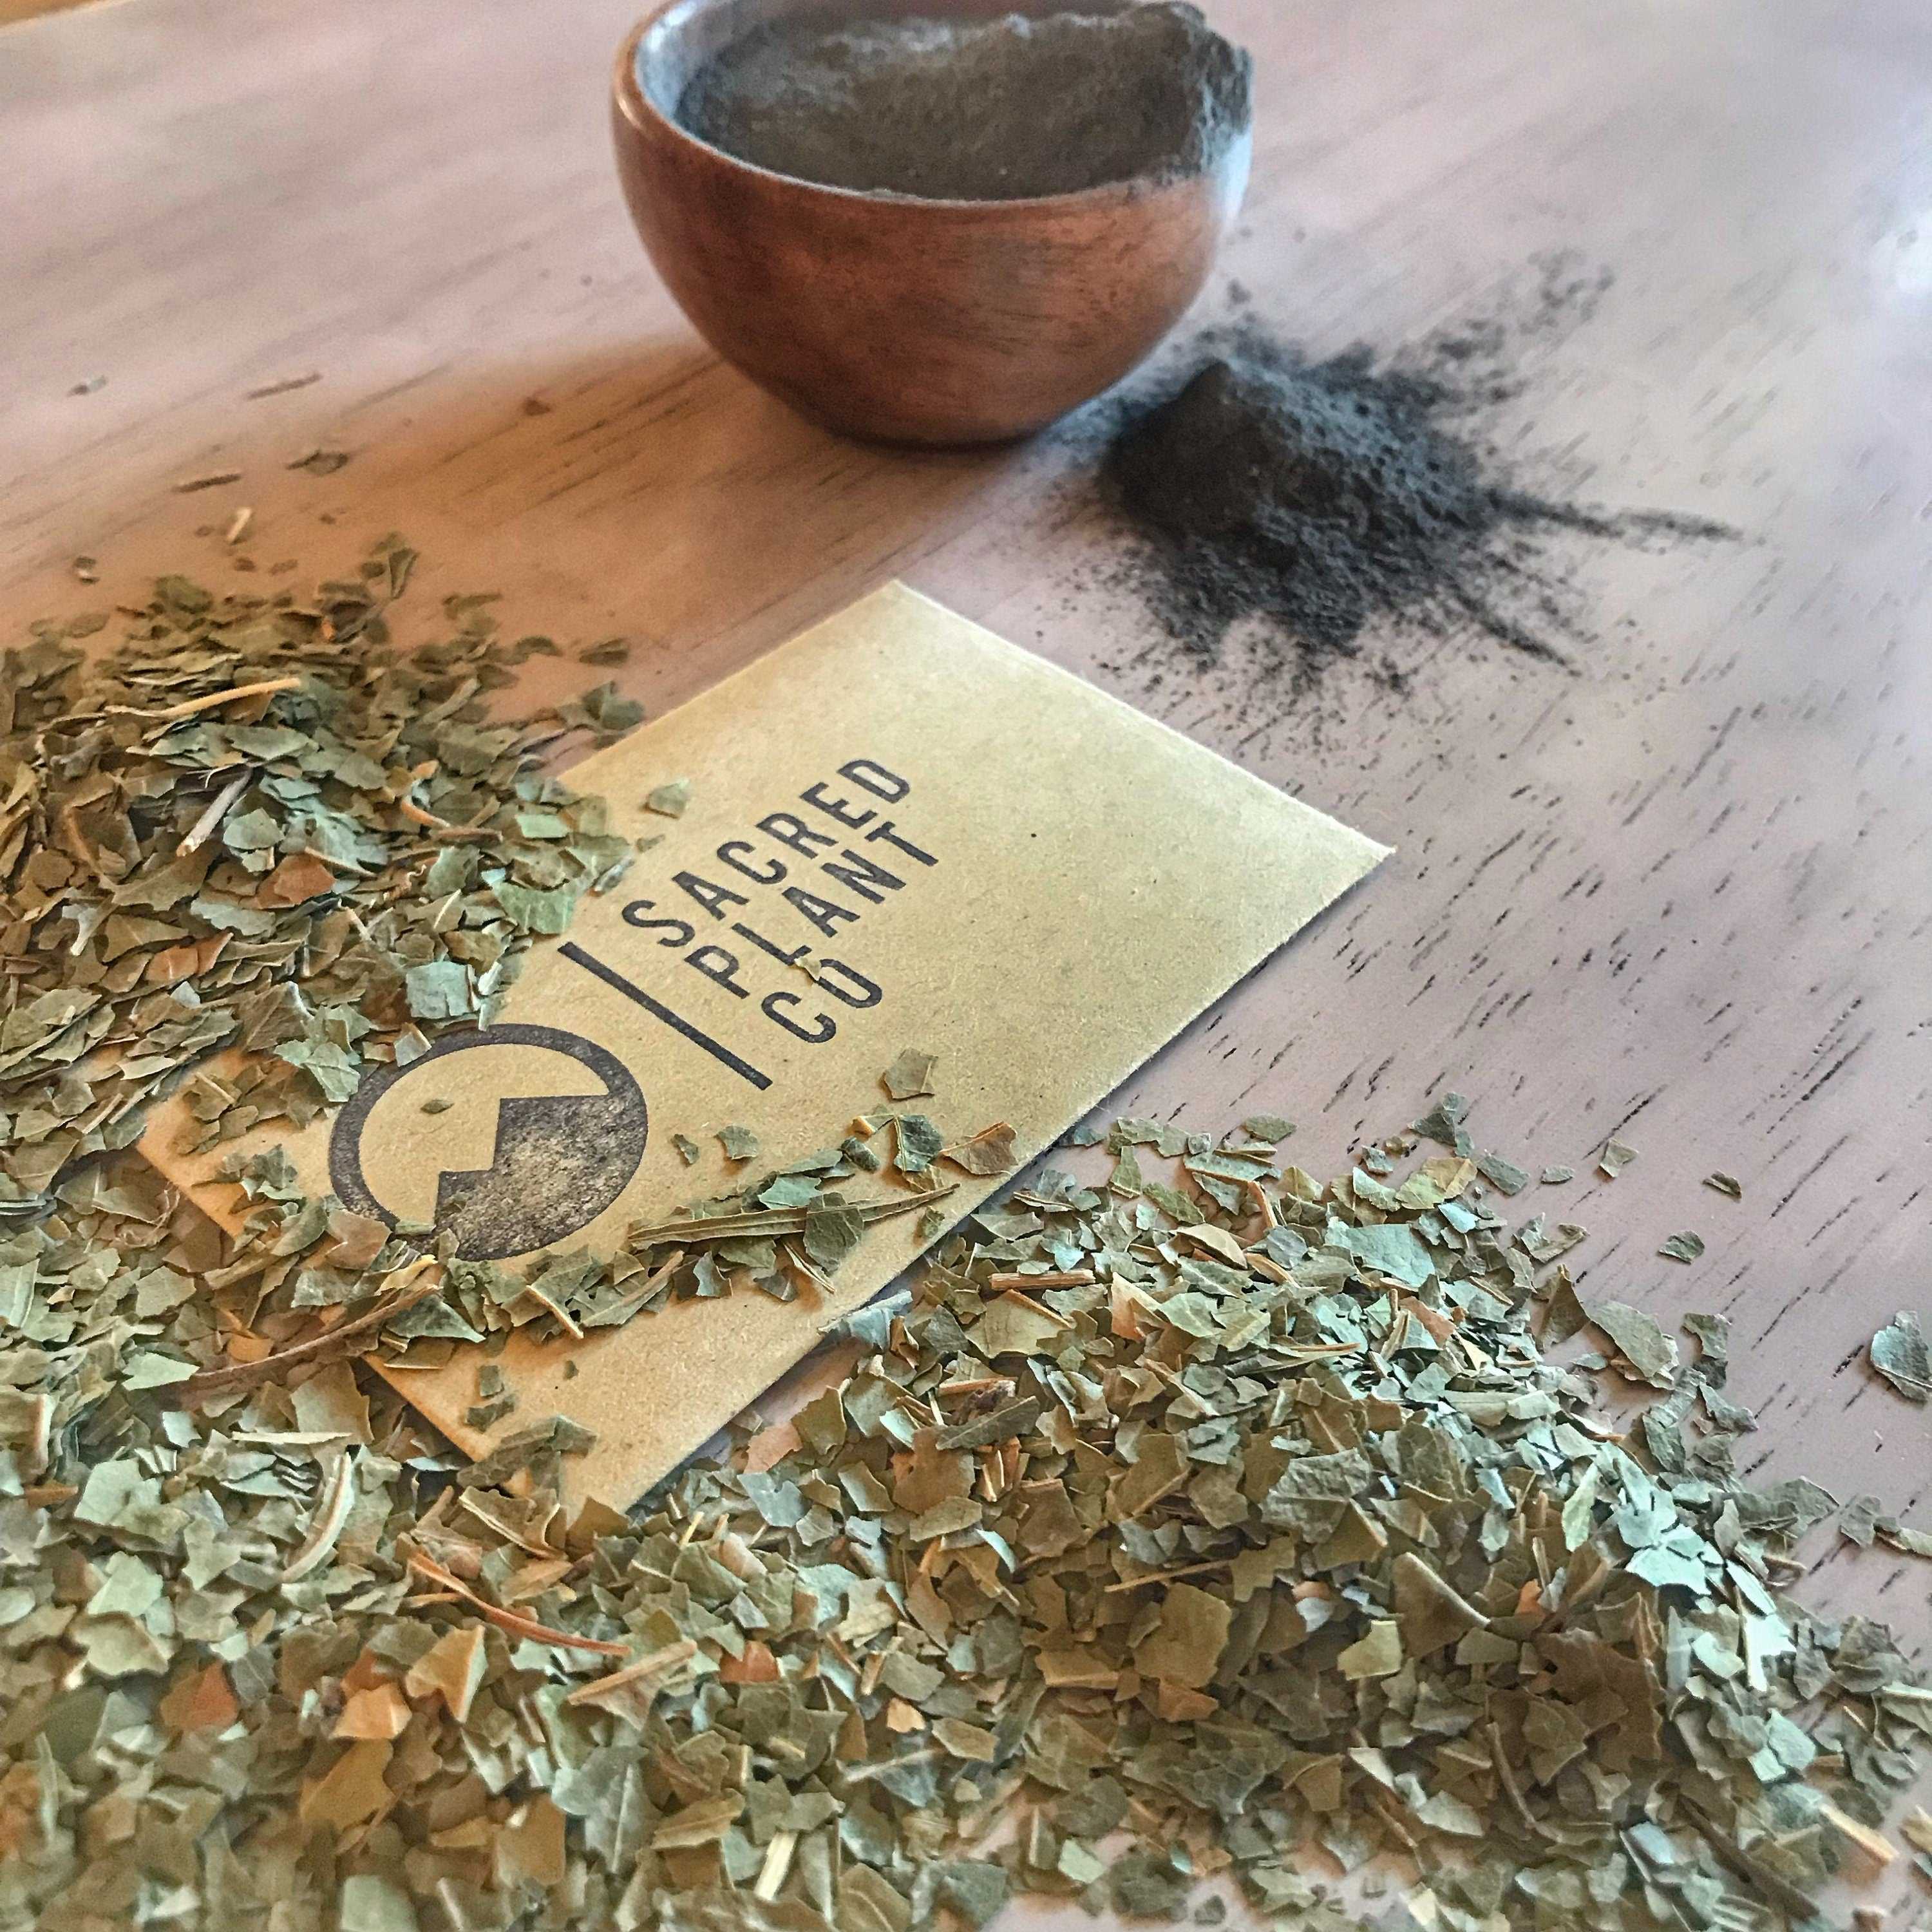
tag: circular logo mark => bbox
[328,1024,648,1262]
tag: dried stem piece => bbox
[107,674,303,724]
[404,1553,628,1655]
[172,1260,441,1406]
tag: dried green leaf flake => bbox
[1337,1619,1404,1680]
[1588,1298,1679,1387]
[1598,1137,1638,1178]
[1338,1220,1435,1288]
[1839,1493,1883,1547]
[1870,1310,1930,1403]
[1136,1583,1233,1688]
[801,1203,866,1272]
[942,1120,1017,1177]
[1475,1148,1530,1195]
[404,960,471,1021]
[892,1113,944,1173]
[880,1047,938,1102]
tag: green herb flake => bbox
[1838,1493,1882,1546]
[880,1046,938,1101]
[1475,1148,1530,1195]
[893,1113,945,1173]
[941,1120,1017,1177]
[1870,1310,1930,1403]
[1587,1298,1679,1387]
[1597,1137,1638,1178]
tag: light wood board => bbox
[4,0,1929,1918]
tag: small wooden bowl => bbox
[611,0,1251,446]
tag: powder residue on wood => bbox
[674,3,1251,201]
[1100,313,1733,674]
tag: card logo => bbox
[328,1024,649,1262]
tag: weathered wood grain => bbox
[3,0,1929,1916]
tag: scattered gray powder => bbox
[1101,309,1735,675]
[674,3,1251,201]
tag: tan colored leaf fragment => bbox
[1135,1582,1232,1690]
[650,1793,742,1850]
[719,1640,781,1685]
[256,852,336,907]
[495,1795,567,1889]
[942,1121,1018,1177]
[321,1206,390,1271]
[1818,1801,1896,1877]
[158,1661,239,1734]
[299,1739,394,1835]
[403,1624,488,1723]
[743,1418,800,1473]
[333,1682,411,1741]
[933,1717,997,1761]
[147,933,229,986]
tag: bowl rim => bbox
[611,0,1249,215]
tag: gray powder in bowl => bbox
[673,3,1253,202]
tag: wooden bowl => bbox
[611,0,1252,446]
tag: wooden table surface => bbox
[5,0,1930,1918]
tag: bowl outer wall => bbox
[610,6,1251,444]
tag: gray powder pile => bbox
[674,3,1251,201]
[1102,318,1733,674]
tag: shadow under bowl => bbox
[611,0,1252,446]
